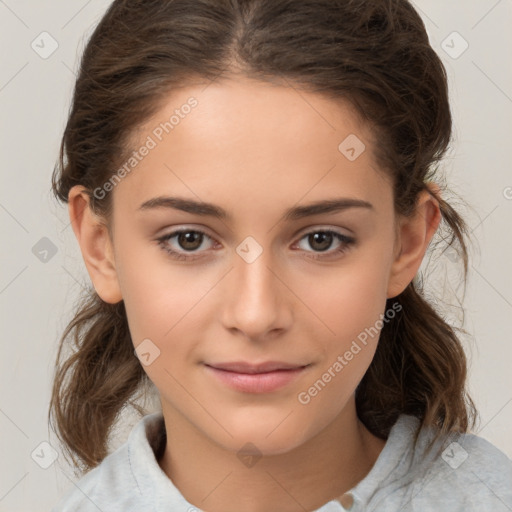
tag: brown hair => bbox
[50,0,477,473]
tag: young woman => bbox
[49,1,512,511]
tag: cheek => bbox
[294,255,391,343]
[293,275,386,430]
[290,253,392,408]
[114,235,219,362]
[118,261,213,395]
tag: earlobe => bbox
[386,187,442,299]
[68,186,123,304]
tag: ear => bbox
[387,183,442,298]
[67,185,123,304]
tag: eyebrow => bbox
[137,195,374,222]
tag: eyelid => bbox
[294,224,353,239]
[156,224,216,239]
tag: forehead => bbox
[112,76,392,219]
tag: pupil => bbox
[179,231,202,250]
[310,232,332,251]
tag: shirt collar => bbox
[129,412,430,511]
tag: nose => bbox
[220,243,293,341]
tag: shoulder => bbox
[51,413,164,512]
[418,434,512,511]
[353,415,512,512]
[50,447,141,512]
[397,417,512,511]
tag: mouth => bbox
[206,361,308,374]
[204,361,311,393]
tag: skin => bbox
[68,75,441,512]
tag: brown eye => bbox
[307,232,334,252]
[156,228,216,261]
[295,229,355,260]
[177,231,204,251]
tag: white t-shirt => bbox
[51,412,512,511]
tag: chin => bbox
[212,416,311,457]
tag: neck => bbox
[158,397,386,512]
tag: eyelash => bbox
[156,228,355,262]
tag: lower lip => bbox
[204,365,308,393]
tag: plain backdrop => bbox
[1,1,511,510]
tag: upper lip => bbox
[205,361,308,374]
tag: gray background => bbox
[1,1,511,510]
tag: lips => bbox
[204,361,310,393]
[205,361,308,374]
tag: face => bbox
[103,76,401,454]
